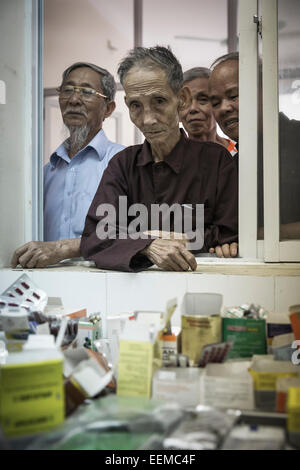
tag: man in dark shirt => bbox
[209,52,300,240]
[179,67,237,154]
[81,46,238,272]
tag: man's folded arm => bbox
[80,159,155,272]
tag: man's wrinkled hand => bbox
[209,242,238,258]
[11,241,67,269]
[141,238,197,271]
[143,230,188,243]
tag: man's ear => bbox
[104,100,116,120]
[178,86,192,112]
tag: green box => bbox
[223,317,267,359]
[78,319,102,350]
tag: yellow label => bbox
[287,387,300,432]
[288,412,300,433]
[249,370,299,391]
[0,359,65,437]
[5,341,24,353]
[181,315,222,366]
[117,340,154,398]
[287,387,300,408]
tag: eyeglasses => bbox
[56,85,108,101]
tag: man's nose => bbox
[68,90,83,105]
[143,108,157,126]
[219,98,233,114]
[189,99,200,113]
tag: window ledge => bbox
[194,259,300,276]
[5,258,300,277]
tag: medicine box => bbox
[199,361,255,410]
[223,317,267,359]
[180,293,223,366]
[152,367,203,407]
[249,358,300,411]
[0,349,65,438]
[287,387,300,449]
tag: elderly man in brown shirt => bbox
[80,46,238,272]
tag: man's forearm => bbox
[58,238,81,260]
[11,238,82,269]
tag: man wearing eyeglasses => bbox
[11,62,124,269]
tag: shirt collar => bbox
[49,129,108,168]
[137,128,187,174]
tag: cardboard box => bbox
[266,312,293,351]
[76,318,102,350]
[249,358,300,411]
[287,387,300,448]
[223,317,267,359]
[289,305,300,341]
[116,299,177,398]
[63,347,115,415]
[272,332,295,361]
[152,367,203,407]
[181,293,223,366]
[199,361,254,410]
[276,376,300,413]
[0,348,64,438]
[117,322,162,398]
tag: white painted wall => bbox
[0,0,34,268]
[143,0,227,70]
[43,0,228,89]
[43,0,134,87]
[43,0,136,151]
[43,0,229,151]
[1,269,299,328]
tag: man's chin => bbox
[187,126,206,137]
[223,124,238,142]
[144,130,165,143]
[229,130,239,141]
[64,118,86,128]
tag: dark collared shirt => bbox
[81,131,238,272]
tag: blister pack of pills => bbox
[1,274,48,313]
[198,341,233,367]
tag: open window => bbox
[1,0,299,267]
[261,0,300,261]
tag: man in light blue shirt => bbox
[12,62,124,268]
[44,127,124,241]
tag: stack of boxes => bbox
[1,275,300,449]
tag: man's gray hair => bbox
[118,45,183,93]
[210,52,239,71]
[61,62,116,101]
[183,67,211,84]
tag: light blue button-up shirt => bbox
[44,129,124,241]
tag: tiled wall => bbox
[1,268,299,328]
